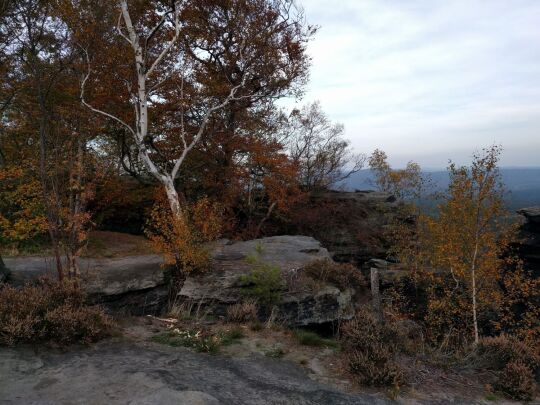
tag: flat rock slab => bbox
[3,255,165,291]
[0,339,390,405]
[3,255,168,315]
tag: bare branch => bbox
[79,46,136,137]
[116,11,132,45]
[171,72,249,179]
[146,6,175,46]
[145,3,181,79]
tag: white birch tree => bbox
[81,1,240,218]
[81,0,310,219]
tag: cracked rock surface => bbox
[0,339,390,405]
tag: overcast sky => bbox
[290,0,540,168]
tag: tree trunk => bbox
[471,267,479,344]
[37,85,64,282]
[370,268,384,323]
[66,137,86,280]
[471,238,480,345]
[0,253,6,274]
[164,178,182,219]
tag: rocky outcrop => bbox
[4,255,169,315]
[285,190,400,266]
[3,235,356,324]
[178,236,355,326]
[516,207,540,277]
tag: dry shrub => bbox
[476,334,540,373]
[340,308,404,387]
[167,298,214,323]
[227,300,258,323]
[146,195,223,275]
[495,361,537,401]
[303,259,366,293]
[475,335,539,400]
[0,279,113,346]
[348,345,404,387]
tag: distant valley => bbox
[342,168,540,211]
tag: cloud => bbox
[288,0,540,167]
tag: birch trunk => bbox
[471,242,480,345]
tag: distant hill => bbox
[341,168,540,211]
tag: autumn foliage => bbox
[384,146,539,350]
[145,193,223,276]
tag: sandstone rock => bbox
[4,255,168,315]
[178,236,355,326]
[286,190,401,266]
[363,258,391,270]
[280,286,354,326]
[3,235,357,324]
[0,340,389,404]
[516,206,540,277]
[517,207,540,224]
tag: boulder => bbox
[516,207,540,277]
[284,190,401,267]
[518,207,540,224]
[3,255,169,315]
[178,236,355,326]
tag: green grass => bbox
[152,327,244,353]
[264,345,286,358]
[220,327,245,346]
[293,329,340,348]
[152,330,220,354]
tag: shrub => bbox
[146,195,223,276]
[341,309,402,350]
[340,308,404,388]
[227,300,258,323]
[240,262,283,308]
[473,334,539,400]
[303,259,366,293]
[348,345,404,387]
[495,361,537,401]
[0,279,113,346]
[476,334,540,374]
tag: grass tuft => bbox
[293,329,339,348]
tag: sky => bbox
[288,0,540,168]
